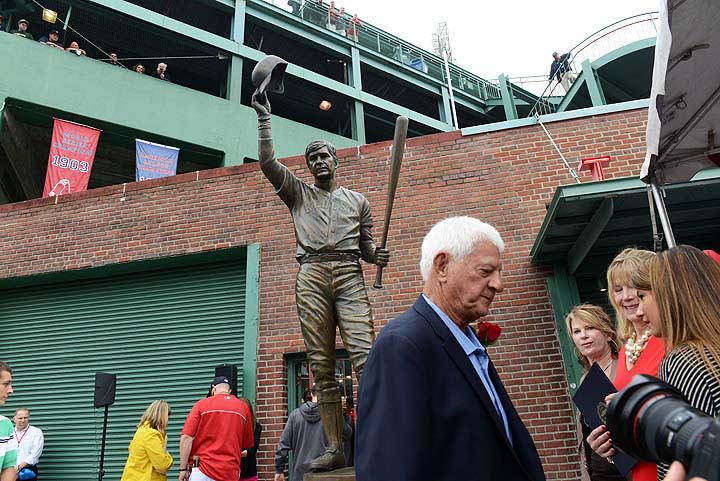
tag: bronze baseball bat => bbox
[373,115,409,289]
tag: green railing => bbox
[259,0,503,101]
[528,11,659,117]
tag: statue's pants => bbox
[295,260,375,398]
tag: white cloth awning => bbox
[642,0,720,184]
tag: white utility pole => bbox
[433,22,458,129]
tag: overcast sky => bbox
[310,0,660,83]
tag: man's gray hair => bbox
[419,216,504,281]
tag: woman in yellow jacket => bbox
[121,400,174,481]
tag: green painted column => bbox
[227,0,246,104]
[243,243,261,403]
[349,46,365,142]
[228,57,244,104]
[352,101,366,144]
[349,46,362,89]
[582,59,607,107]
[439,85,453,125]
[498,74,518,121]
[546,262,584,397]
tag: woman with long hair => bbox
[566,304,623,481]
[238,397,262,481]
[629,245,720,478]
[588,248,665,481]
[121,400,174,481]
[634,244,720,412]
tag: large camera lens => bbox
[606,374,715,465]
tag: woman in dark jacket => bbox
[239,397,262,481]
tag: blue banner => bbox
[135,139,179,181]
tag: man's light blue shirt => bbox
[423,294,513,444]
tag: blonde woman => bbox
[588,248,665,481]
[121,400,173,481]
[566,304,623,481]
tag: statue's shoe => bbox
[309,448,346,472]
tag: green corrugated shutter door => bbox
[1,257,247,481]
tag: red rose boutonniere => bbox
[476,321,502,347]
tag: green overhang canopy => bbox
[530,168,720,279]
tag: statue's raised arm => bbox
[251,56,289,190]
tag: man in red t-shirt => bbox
[179,376,254,481]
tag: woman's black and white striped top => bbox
[656,344,720,480]
[659,345,720,416]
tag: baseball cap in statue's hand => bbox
[211,376,231,386]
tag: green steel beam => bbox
[592,76,636,102]
[350,46,362,89]
[228,56,244,102]
[232,0,246,41]
[228,0,246,102]
[0,37,356,167]
[556,75,582,112]
[279,62,448,130]
[352,101,366,143]
[557,39,655,113]
[359,56,442,96]
[242,243,261,402]
[546,263,584,397]
[360,56,491,113]
[440,85,452,125]
[530,165,720,264]
[582,59,607,107]
[198,0,235,11]
[531,178,636,262]
[498,74,518,121]
[80,0,240,54]
[358,91,450,131]
[566,197,614,274]
[245,5,351,57]
[591,37,656,70]
[84,0,485,132]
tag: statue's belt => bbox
[298,252,360,264]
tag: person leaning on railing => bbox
[549,51,576,92]
[66,41,86,56]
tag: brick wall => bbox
[0,107,648,480]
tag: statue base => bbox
[304,467,356,481]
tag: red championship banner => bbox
[43,119,101,198]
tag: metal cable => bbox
[535,116,581,183]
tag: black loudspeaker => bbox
[214,364,238,396]
[94,372,117,408]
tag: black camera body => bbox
[607,374,720,481]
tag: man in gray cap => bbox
[251,58,389,472]
[10,19,33,39]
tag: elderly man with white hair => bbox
[152,62,170,81]
[356,216,546,481]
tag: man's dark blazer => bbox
[356,295,546,481]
